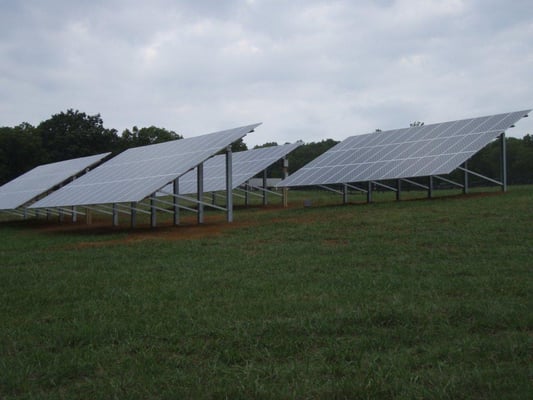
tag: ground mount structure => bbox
[277,110,530,203]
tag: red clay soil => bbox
[28,215,254,248]
[6,191,504,249]
[16,203,306,248]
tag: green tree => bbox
[121,126,182,148]
[230,138,248,152]
[36,109,121,162]
[465,134,533,185]
[215,138,248,155]
[0,123,44,185]
[251,138,339,181]
[251,142,281,177]
[288,139,339,173]
[253,142,278,149]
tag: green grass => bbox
[1,186,532,399]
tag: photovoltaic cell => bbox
[157,142,302,195]
[277,110,530,187]
[0,153,110,210]
[30,124,260,208]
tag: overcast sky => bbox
[1,0,532,146]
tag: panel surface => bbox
[0,153,110,210]
[31,124,260,208]
[277,110,530,187]
[158,142,302,195]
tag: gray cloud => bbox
[1,0,532,146]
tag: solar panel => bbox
[30,124,260,208]
[157,142,302,195]
[0,153,110,210]
[277,110,530,187]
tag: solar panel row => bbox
[0,153,110,210]
[277,110,530,188]
[157,141,302,195]
[30,124,260,208]
[2,110,529,215]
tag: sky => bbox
[1,0,532,147]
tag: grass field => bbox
[1,186,532,399]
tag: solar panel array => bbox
[30,124,260,208]
[157,142,302,195]
[277,110,530,187]
[0,153,110,210]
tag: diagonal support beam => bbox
[457,167,503,186]
[433,175,464,188]
[401,178,429,190]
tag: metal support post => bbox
[112,203,119,226]
[342,184,349,204]
[244,182,250,207]
[428,176,434,199]
[396,179,401,201]
[130,202,137,228]
[463,161,469,194]
[173,178,180,226]
[150,194,157,227]
[500,132,507,192]
[58,209,64,223]
[262,169,268,206]
[282,156,289,208]
[23,208,28,220]
[197,163,204,224]
[367,181,373,203]
[85,207,92,225]
[72,206,77,223]
[226,146,233,222]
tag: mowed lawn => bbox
[0,186,531,399]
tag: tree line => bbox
[0,109,183,185]
[1,109,532,186]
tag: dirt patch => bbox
[3,190,504,249]
[31,203,324,250]
[12,213,257,249]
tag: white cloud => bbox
[0,0,531,145]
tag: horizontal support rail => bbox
[156,191,227,212]
[149,197,198,213]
